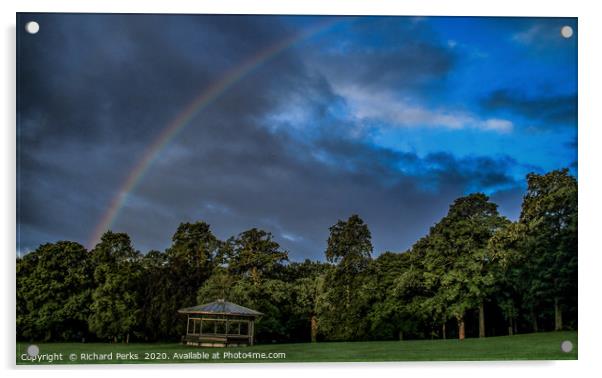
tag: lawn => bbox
[16,330,577,365]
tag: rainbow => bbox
[88,17,343,248]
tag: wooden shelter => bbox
[178,299,263,347]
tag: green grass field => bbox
[16,331,577,364]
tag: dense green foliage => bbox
[17,241,92,341]
[16,169,577,343]
[88,232,143,343]
[320,214,373,340]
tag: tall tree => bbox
[519,169,578,331]
[17,241,92,341]
[320,214,373,340]
[423,194,506,339]
[325,214,373,275]
[89,231,142,343]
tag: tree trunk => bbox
[554,298,563,331]
[126,333,130,344]
[457,315,465,340]
[442,323,446,340]
[310,315,318,343]
[399,330,403,341]
[479,301,486,338]
[345,285,350,309]
[531,310,538,332]
[508,315,514,336]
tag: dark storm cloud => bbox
[18,14,300,146]
[416,152,517,192]
[308,17,455,93]
[481,89,577,127]
[17,13,306,252]
[319,44,454,90]
[18,14,527,260]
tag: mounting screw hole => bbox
[27,344,39,357]
[561,26,573,39]
[560,340,573,353]
[25,21,39,35]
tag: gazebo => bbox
[178,299,263,347]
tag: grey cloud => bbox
[17,13,306,250]
[481,89,577,128]
[307,17,455,93]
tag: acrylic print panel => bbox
[16,13,577,364]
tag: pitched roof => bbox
[178,299,263,317]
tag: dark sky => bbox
[17,14,577,261]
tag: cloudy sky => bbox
[17,14,577,260]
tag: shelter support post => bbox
[249,320,254,346]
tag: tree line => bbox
[16,169,577,343]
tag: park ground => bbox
[16,330,577,365]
